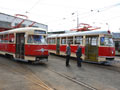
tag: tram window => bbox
[75,36,83,45]
[4,34,9,43]
[9,34,14,43]
[27,35,47,44]
[91,37,98,46]
[48,38,55,44]
[51,38,55,44]
[0,35,3,43]
[28,35,34,43]
[61,37,66,44]
[100,37,104,45]
[100,37,114,46]
[34,35,42,43]
[67,37,73,44]
[48,38,50,44]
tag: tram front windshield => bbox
[27,35,47,44]
[100,36,114,46]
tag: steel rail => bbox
[48,68,97,90]
[0,63,54,90]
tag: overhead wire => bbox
[77,2,120,21]
[26,0,41,13]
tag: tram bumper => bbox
[35,56,48,63]
[98,56,115,64]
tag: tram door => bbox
[56,38,60,55]
[85,36,98,62]
[16,33,25,59]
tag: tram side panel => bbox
[48,44,56,54]
[0,43,15,55]
[25,45,48,56]
[7,43,16,53]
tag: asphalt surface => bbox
[0,55,120,90]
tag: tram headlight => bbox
[112,51,114,54]
[36,57,40,60]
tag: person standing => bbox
[76,45,82,67]
[66,43,71,66]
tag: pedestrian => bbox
[76,45,82,67]
[66,43,71,67]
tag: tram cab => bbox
[0,27,49,63]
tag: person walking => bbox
[66,43,71,67]
[76,45,82,67]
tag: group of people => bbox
[66,43,82,67]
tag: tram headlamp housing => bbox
[112,51,114,54]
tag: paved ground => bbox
[0,55,120,90]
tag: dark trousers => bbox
[77,56,82,67]
[66,55,70,66]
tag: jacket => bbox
[76,46,82,57]
[66,45,71,55]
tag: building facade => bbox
[0,13,48,32]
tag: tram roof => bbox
[48,30,111,38]
[0,27,46,34]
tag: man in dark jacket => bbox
[76,45,82,67]
[66,43,71,66]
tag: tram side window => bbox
[0,35,3,43]
[75,36,83,45]
[48,38,55,44]
[67,37,73,44]
[9,34,14,43]
[51,38,55,44]
[61,37,66,44]
[47,38,50,44]
[91,37,98,46]
[4,34,9,43]
[115,41,120,51]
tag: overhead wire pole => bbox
[77,11,79,30]
[72,11,79,30]
[25,0,49,32]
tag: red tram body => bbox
[48,30,115,63]
[0,27,49,63]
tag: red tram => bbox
[0,27,49,63]
[48,30,115,64]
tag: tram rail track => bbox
[0,60,98,90]
[16,62,98,90]
[1,55,120,90]
[0,62,54,90]
[47,68,97,90]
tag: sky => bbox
[0,0,120,32]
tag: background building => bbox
[112,32,120,55]
[0,12,48,32]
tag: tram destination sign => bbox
[34,30,46,34]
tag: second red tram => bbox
[0,27,49,63]
[48,30,115,64]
